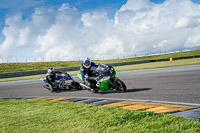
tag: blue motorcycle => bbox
[40,72,82,92]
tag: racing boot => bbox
[47,83,55,92]
[85,78,99,93]
[83,78,91,89]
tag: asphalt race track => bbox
[0,64,200,105]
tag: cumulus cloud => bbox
[0,7,57,60]
[0,0,200,62]
[114,0,200,54]
[185,34,200,47]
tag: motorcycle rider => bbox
[46,67,62,92]
[80,57,101,89]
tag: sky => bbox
[0,0,200,63]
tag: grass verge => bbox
[0,99,199,133]
[1,58,200,82]
[0,50,200,73]
[0,71,80,82]
[114,58,200,71]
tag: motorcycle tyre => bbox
[73,81,82,90]
[115,80,126,93]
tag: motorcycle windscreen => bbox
[96,64,113,76]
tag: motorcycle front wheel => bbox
[73,81,82,90]
[115,80,126,93]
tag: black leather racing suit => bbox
[46,71,62,86]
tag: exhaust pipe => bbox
[79,83,91,89]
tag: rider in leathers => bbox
[46,67,62,92]
[80,57,101,88]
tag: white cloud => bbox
[91,36,125,57]
[120,0,152,12]
[0,0,200,63]
[114,0,200,54]
[0,7,56,61]
[185,34,200,48]
[153,40,168,48]
[175,17,199,29]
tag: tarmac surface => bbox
[0,64,200,120]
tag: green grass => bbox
[0,99,199,133]
[1,58,199,82]
[0,50,200,73]
[114,58,200,71]
[0,70,80,82]
[0,58,200,82]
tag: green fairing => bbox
[77,72,82,80]
[97,71,116,90]
[77,65,125,92]
[98,79,110,90]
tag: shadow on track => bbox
[48,88,152,94]
[127,88,152,92]
[98,88,152,94]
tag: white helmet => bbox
[47,67,54,74]
[82,57,91,68]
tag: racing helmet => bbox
[47,67,54,74]
[82,57,91,68]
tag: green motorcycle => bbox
[77,64,126,93]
